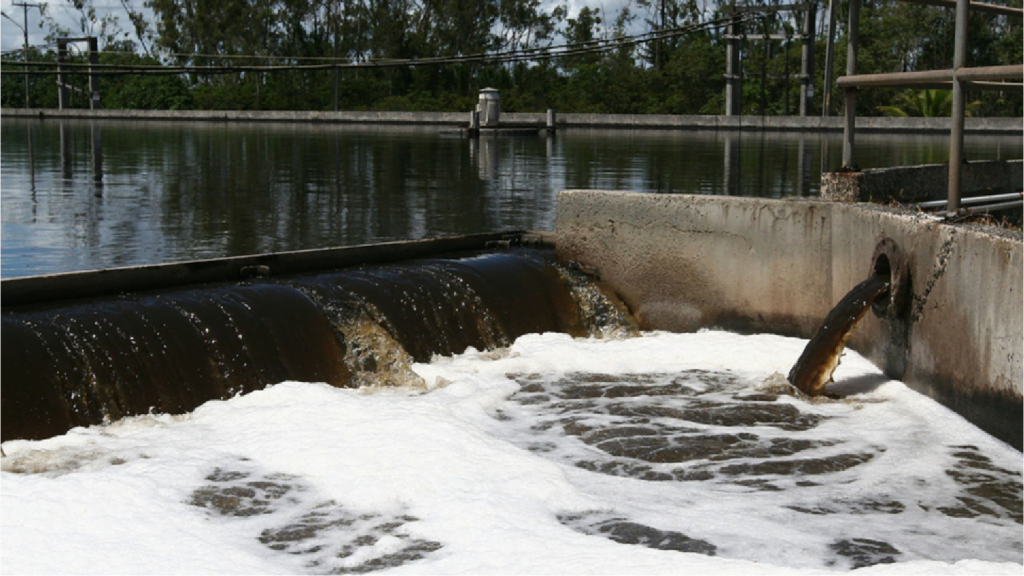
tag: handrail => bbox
[837,65,1024,88]
[837,0,1023,216]
[897,0,1023,17]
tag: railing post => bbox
[800,1,817,116]
[57,39,69,110]
[948,0,970,216]
[725,7,742,116]
[822,0,838,118]
[88,37,101,110]
[841,0,861,169]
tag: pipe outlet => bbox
[870,237,909,319]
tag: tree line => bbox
[1,0,1020,117]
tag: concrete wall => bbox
[3,108,1022,133]
[555,190,1022,447]
[821,160,1024,203]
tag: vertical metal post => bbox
[21,2,30,108]
[947,0,970,216]
[725,7,742,116]
[88,37,101,110]
[821,0,837,117]
[784,36,791,116]
[841,0,860,169]
[799,1,816,116]
[546,108,556,133]
[332,0,339,112]
[760,21,768,117]
[57,40,69,110]
[820,0,838,172]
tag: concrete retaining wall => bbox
[3,108,1022,133]
[555,190,1023,448]
[821,160,1024,203]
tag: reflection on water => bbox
[2,118,1020,278]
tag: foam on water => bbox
[2,331,1021,575]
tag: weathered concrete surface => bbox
[3,108,1021,133]
[556,190,1023,447]
[821,159,1023,203]
[554,192,834,336]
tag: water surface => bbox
[2,118,1019,277]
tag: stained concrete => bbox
[821,159,1023,203]
[555,190,1022,448]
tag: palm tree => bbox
[877,89,981,117]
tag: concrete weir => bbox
[555,190,1023,448]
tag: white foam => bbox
[2,331,1020,574]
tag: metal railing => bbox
[835,0,1023,216]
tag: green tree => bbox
[876,89,980,117]
[99,40,193,109]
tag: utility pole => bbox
[13,2,42,108]
[333,0,340,112]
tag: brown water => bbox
[0,248,636,441]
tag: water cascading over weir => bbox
[1,234,634,442]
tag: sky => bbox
[0,0,114,52]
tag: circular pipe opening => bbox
[872,252,891,280]
[870,238,908,320]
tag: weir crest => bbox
[1,248,637,442]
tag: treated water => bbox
[2,118,1020,277]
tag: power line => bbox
[1,12,759,77]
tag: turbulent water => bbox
[1,248,632,441]
[2,331,1020,575]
